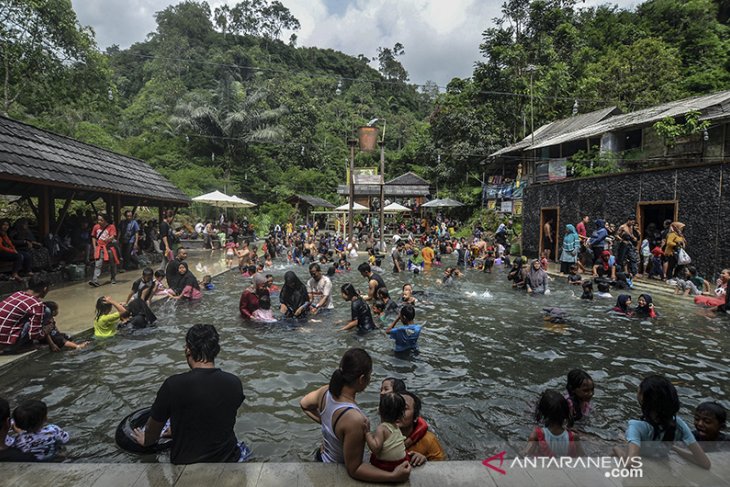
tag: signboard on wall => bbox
[513,201,523,215]
[487,200,496,210]
[500,201,513,213]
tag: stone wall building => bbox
[489,90,730,278]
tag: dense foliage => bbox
[2,0,729,221]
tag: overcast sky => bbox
[72,0,641,87]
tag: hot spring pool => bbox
[0,255,728,462]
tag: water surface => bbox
[1,256,728,462]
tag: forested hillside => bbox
[2,0,729,210]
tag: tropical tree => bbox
[170,76,287,190]
[1,0,96,115]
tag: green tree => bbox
[170,77,287,189]
[376,43,408,82]
[1,0,96,115]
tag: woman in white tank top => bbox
[300,348,411,483]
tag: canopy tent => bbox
[192,190,255,208]
[383,202,412,212]
[335,202,369,211]
[420,198,465,208]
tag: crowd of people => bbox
[553,215,729,313]
[0,210,728,483]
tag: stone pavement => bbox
[0,249,232,371]
[2,454,730,487]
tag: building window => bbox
[624,129,642,150]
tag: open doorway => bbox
[539,207,560,261]
[637,201,677,246]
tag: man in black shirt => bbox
[357,262,387,301]
[126,267,155,304]
[132,324,249,464]
[0,397,36,462]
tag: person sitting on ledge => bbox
[0,275,50,354]
[300,348,411,483]
[132,324,251,464]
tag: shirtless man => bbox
[543,219,554,261]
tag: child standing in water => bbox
[11,400,70,461]
[364,392,409,472]
[564,370,594,426]
[526,390,583,457]
[384,305,422,353]
[567,265,582,285]
[225,238,238,268]
[692,402,728,451]
[613,375,710,469]
[252,294,276,323]
[380,378,406,396]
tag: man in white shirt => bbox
[306,263,333,315]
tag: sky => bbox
[71,0,642,88]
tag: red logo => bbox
[482,451,508,475]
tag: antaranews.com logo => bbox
[483,451,644,479]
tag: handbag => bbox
[677,248,692,265]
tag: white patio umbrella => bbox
[335,202,369,211]
[421,198,464,208]
[192,190,256,208]
[228,195,257,208]
[192,190,239,208]
[383,202,412,212]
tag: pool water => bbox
[0,255,728,462]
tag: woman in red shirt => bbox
[89,213,120,287]
[0,219,32,281]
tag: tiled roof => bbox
[0,116,189,204]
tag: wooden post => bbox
[348,139,357,242]
[38,186,50,237]
[379,140,386,252]
[113,194,121,226]
[54,193,75,235]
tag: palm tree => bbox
[171,76,287,191]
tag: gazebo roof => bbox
[337,171,430,197]
[0,115,189,205]
[386,171,430,186]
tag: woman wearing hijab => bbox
[663,222,686,279]
[508,257,527,290]
[611,295,633,316]
[592,250,617,280]
[240,273,269,319]
[171,262,201,300]
[279,271,310,318]
[559,224,580,274]
[526,259,548,294]
[634,294,657,318]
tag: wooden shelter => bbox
[0,116,190,235]
[336,171,430,207]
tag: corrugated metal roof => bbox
[0,116,190,204]
[529,90,730,150]
[489,106,620,157]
